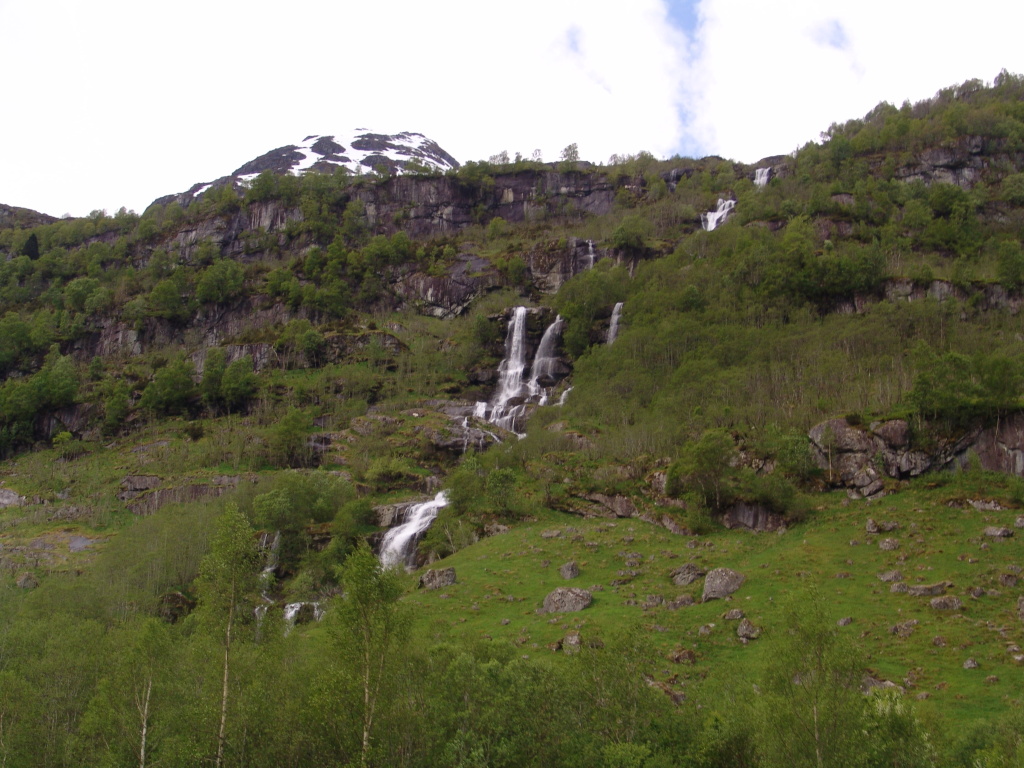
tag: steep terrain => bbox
[1,73,1024,766]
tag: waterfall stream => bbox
[701,199,735,231]
[474,308,567,434]
[607,302,623,345]
[754,167,771,188]
[379,491,449,570]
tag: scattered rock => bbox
[916,692,930,700]
[723,609,745,621]
[879,538,900,551]
[0,488,26,507]
[834,572,851,579]
[666,595,694,610]
[933,636,946,647]
[670,563,706,586]
[890,582,909,594]
[983,526,1013,538]
[484,523,510,537]
[999,573,1018,588]
[867,518,900,533]
[878,570,904,582]
[837,617,853,626]
[968,586,986,598]
[668,647,697,664]
[500,618,510,626]
[698,623,715,636]
[907,581,952,597]
[542,587,592,613]
[15,572,37,589]
[862,676,904,694]
[985,675,999,684]
[562,631,583,655]
[963,658,979,669]
[890,619,919,638]
[540,529,562,539]
[702,568,746,601]
[642,595,664,609]
[1015,516,1024,529]
[1017,596,1024,620]
[737,618,760,639]
[559,561,579,580]
[930,596,963,611]
[418,567,457,590]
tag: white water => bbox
[585,240,595,270]
[754,167,771,188]
[557,386,573,406]
[475,308,568,433]
[284,601,324,628]
[701,199,735,231]
[379,491,449,570]
[607,302,623,345]
[483,307,534,432]
[528,315,565,405]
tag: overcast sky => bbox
[2,0,1023,218]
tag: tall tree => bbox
[195,504,259,768]
[331,543,409,768]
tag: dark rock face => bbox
[419,567,457,590]
[720,501,785,532]
[542,587,592,613]
[810,412,1024,492]
[702,568,745,601]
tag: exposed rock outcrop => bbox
[418,567,457,590]
[542,587,593,613]
[702,568,745,601]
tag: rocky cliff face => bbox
[808,414,1024,498]
[0,203,56,229]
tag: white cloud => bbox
[685,0,1024,162]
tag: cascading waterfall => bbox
[379,491,449,570]
[474,308,568,433]
[754,167,771,188]
[483,306,532,432]
[528,315,565,406]
[585,239,596,270]
[701,199,735,231]
[607,302,623,345]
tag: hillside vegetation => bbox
[1,73,1024,767]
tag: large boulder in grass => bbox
[559,561,580,580]
[542,587,593,613]
[418,567,457,590]
[702,568,745,602]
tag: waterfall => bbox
[473,308,568,434]
[528,315,565,406]
[557,386,573,406]
[607,302,623,345]
[585,239,595,270]
[379,491,449,570]
[701,199,735,231]
[754,167,771,188]
[485,306,531,432]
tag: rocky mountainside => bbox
[153,129,461,210]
